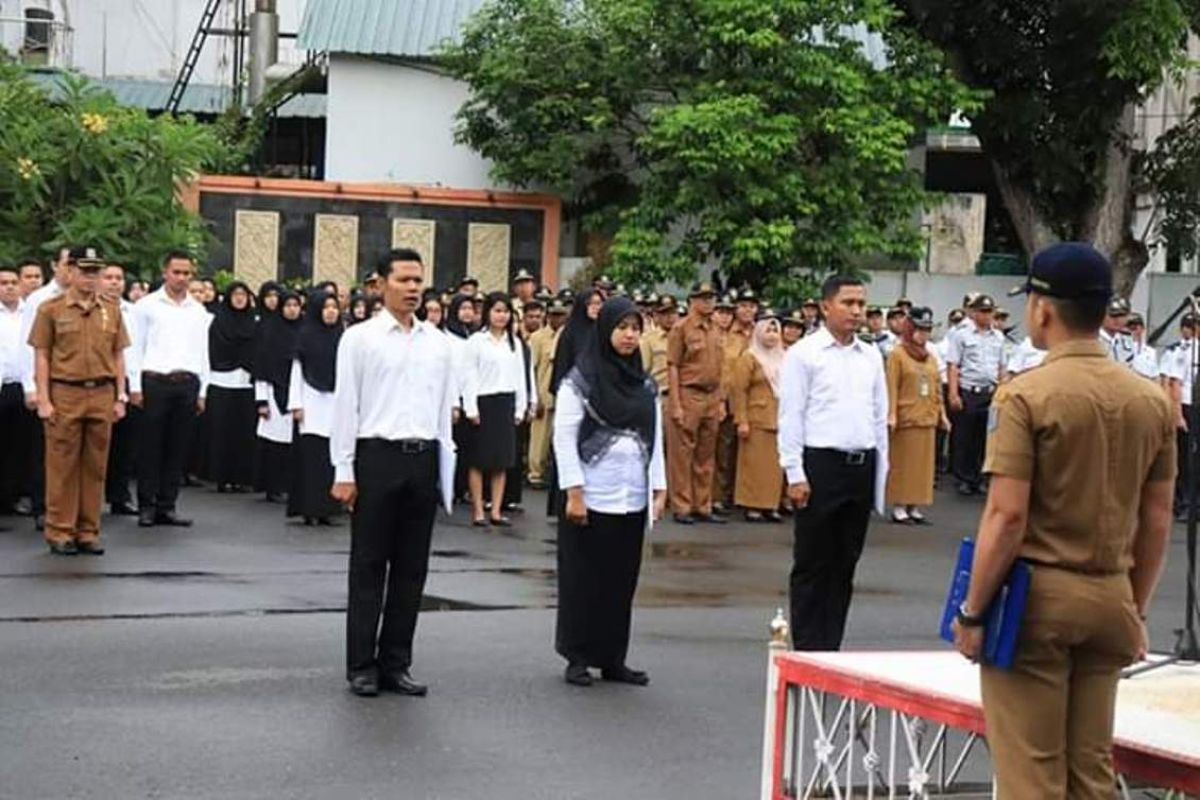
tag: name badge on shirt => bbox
[918,375,930,398]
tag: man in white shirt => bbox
[1162,313,1197,519]
[17,246,71,530]
[778,275,889,651]
[330,248,456,698]
[130,251,211,528]
[100,263,141,515]
[0,265,26,514]
[1098,297,1136,366]
[1126,313,1159,381]
[946,294,1005,495]
[17,258,44,299]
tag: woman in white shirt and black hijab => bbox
[253,290,302,503]
[462,292,529,527]
[286,289,343,525]
[553,296,667,688]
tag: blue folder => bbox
[938,538,1032,669]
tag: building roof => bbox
[26,72,326,119]
[297,0,489,58]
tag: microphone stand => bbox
[1125,293,1200,678]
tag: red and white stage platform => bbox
[761,649,1200,799]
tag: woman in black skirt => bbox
[206,281,258,492]
[553,296,666,687]
[445,293,478,503]
[552,297,667,686]
[253,290,302,503]
[286,289,343,524]
[462,292,530,527]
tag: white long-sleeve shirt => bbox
[117,298,140,392]
[130,288,212,394]
[553,378,666,515]
[777,327,889,513]
[461,330,530,420]
[329,313,455,484]
[287,358,336,438]
[18,278,65,395]
[0,299,24,384]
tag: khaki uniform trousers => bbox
[712,413,737,507]
[668,387,720,515]
[981,566,1142,799]
[528,409,552,484]
[44,383,115,545]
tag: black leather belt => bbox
[51,377,114,388]
[962,385,995,395]
[805,446,875,466]
[361,437,437,454]
[143,370,198,384]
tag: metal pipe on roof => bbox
[247,0,278,106]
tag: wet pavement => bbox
[0,485,1191,798]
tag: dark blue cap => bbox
[1009,243,1112,300]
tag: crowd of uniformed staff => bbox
[0,240,1190,797]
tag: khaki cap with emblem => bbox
[715,293,736,310]
[689,280,717,298]
[68,246,105,270]
[512,268,535,285]
[968,294,996,312]
[781,309,805,327]
[655,295,678,313]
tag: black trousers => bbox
[556,508,647,668]
[105,403,141,507]
[950,387,993,488]
[18,406,45,515]
[1176,405,1196,515]
[789,448,875,651]
[346,439,439,679]
[936,385,950,475]
[0,383,25,510]
[137,375,199,513]
[503,420,529,506]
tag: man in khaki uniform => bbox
[28,247,129,555]
[527,298,566,488]
[712,289,758,512]
[641,295,677,491]
[667,281,726,524]
[951,243,1176,799]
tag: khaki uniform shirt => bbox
[667,313,722,392]
[28,291,129,382]
[528,325,557,411]
[985,340,1176,574]
[640,327,671,396]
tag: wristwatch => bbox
[956,602,985,628]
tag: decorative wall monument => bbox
[467,222,512,293]
[923,193,987,275]
[391,219,437,284]
[313,213,360,289]
[233,209,280,289]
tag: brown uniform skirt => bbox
[734,427,782,511]
[886,426,936,506]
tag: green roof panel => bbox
[297,0,488,57]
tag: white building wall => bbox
[0,0,306,83]
[324,55,497,189]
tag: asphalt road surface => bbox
[0,484,1191,799]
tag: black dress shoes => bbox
[109,503,138,516]
[137,509,157,527]
[76,540,105,556]
[672,513,694,526]
[693,513,727,524]
[348,674,379,697]
[564,662,593,686]
[34,514,44,532]
[379,670,428,696]
[155,511,193,527]
[600,665,649,686]
[47,540,77,556]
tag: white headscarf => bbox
[749,318,784,396]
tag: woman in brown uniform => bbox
[731,315,785,522]
[884,306,948,524]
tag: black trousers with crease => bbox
[136,375,198,514]
[346,439,439,679]
[789,448,875,651]
[950,387,992,488]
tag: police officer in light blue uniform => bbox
[945,293,1006,495]
[1098,297,1136,366]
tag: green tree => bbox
[444,0,978,293]
[892,0,1200,293]
[0,64,225,275]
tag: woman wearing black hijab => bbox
[347,293,370,326]
[545,289,604,516]
[207,281,258,492]
[257,281,283,318]
[445,293,479,502]
[285,290,343,524]
[253,290,302,503]
[552,297,666,687]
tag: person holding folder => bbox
[950,243,1176,798]
[329,248,456,699]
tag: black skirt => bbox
[464,392,516,472]
[256,439,292,496]
[287,434,340,519]
[206,386,257,486]
[555,508,647,669]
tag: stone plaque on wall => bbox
[314,213,359,289]
[923,193,986,275]
[234,209,280,288]
[391,219,437,284]
[467,222,512,293]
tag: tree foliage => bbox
[0,63,226,275]
[892,0,1200,291]
[444,0,978,292]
